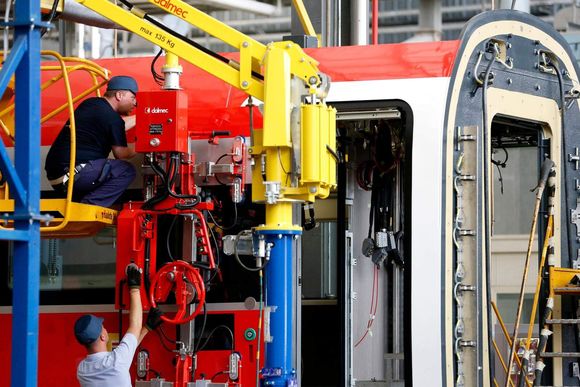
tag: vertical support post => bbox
[10,0,42,386]
[258,44,301,386]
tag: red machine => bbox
[113,85,255,386]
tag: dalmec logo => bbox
[152,0,189,17]
[145,107,170,114]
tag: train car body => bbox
[2,9,580,387]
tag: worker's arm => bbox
[112,143,136,159]
[122,115,136,130]
[126,288,143,339]
[125,265,143,340]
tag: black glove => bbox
[126,263,141,289]
[145,307,164,331]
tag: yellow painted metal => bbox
[301,104,320,183]
[299,103,337,199]
[261,203,298,231]
[0,51,112,235]
[41,0,63,13]
[76,0,264,101]
[76,0,322,101]
[549,266,580,295]
[0,199,117,238]
[263,46,291,148]
[162,51,182,73]
[291,0,317,38]
[145,0,319,85]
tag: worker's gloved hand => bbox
[146,307,164,331]
[126,263,141,290]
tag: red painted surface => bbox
[135,90,190,153]
[0,309,262,386]
[15,41,459,147]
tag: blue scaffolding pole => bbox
[0,0,46,385]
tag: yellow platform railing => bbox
[0,51,117,237]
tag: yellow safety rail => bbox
[0,51,117,236]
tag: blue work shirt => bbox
[77,333,138,387]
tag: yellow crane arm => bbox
[74,0,323,99]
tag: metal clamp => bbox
[569,147,580,170]
[263,181,281,204]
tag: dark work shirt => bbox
[45,97,127,179]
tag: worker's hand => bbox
[126,263,141,290]
[145,307,164,331]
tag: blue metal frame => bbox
[0,0,43,386]
[259,229,301,386]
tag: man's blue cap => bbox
[74,314,104,345]
[106,75,138,95]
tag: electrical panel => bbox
[136,90,189,153]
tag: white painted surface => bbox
[329,77,450,384]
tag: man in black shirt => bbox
[45,76,138,207]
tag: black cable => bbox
[207,204,238,231]
[277,147,290,176]
[194,303,208,353]
[150,49,165,86]
[213,154,230,186]
[154,329,176,353]
[233,230,270,272]
[41,0,60,37]
[166,215,178,262]
[148,368,162,378]
[197,324,235,352]
[158,324,176,344]
[491,147,508,195]
[142,159,169,210]
[166,153,201,201]
[493,163,505,195]
[117,0,264,82]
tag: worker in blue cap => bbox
[74,264,163,387]
[45,75,140,208]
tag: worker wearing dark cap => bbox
[45,75,139,208]
[74,264,163,387]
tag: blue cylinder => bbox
[258,229,300,386]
